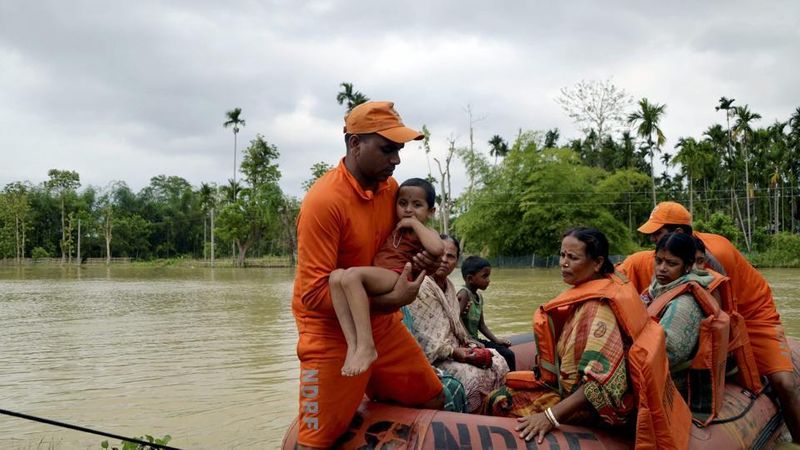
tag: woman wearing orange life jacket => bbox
[483,227,691,449]
[642,232,730,425]
[642,234,715,371]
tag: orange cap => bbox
[637,201,692,234]
[343,101,423,143]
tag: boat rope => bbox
[708,388,762,425]
[0,408,183,450]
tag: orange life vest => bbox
[532,274,691,450]
[647,280,730,426]
[705,270,762,394]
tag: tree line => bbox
[2,81,800,265]
[453,83,800,261]
[0,134,298,267]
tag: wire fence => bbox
[3,255,630,269]
[0,257,133,266]
[484,254,627,268]
[0,256,292,267]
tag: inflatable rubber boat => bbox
[282,334,797,449]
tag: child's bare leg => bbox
[329,269,358,374]
[340,266,400,376]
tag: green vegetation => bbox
[100,434,171,450]
[31,246,49,260]
[750,233,800,268]
[0,133,296,267]
[452,98,800,262]
[1,84,799,266]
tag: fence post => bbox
[77,219,81,266]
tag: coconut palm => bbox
[627,98,667,207]
[223,108,246,200]
[336,82,369,112]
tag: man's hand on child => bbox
[499,338,512,347]
[392,263,425,307]
[371,263,425,311]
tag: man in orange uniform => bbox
[292,101,444,449]
[617,201,800,443]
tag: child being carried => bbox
[330,178,444,376]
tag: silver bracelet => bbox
[545,407,561,428]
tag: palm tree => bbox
[544,128,560,149]
[788,108,800,232]
[627,98,667,207]
[336,82,369,112]
[223,108,246,200]
[704,124,730,165]
[703,123,741,220]
[673,137,699,214]
[488,135,509,164]
[619,131,636,170]
[715,97,742,230]
[221,179,242,203]
[198,182,215,263]
[734,104,762,251]
[764,122,788,233]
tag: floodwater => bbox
[0,266,798,449]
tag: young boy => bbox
[329,178,444,376]
[457,256,516,370]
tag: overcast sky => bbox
[2,1,798,199]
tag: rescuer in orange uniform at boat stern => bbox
[617,201,800,443]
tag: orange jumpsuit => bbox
[617,232,791,375]
[292,160,442,448]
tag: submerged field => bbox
[1,266,798,449]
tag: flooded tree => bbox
[216,134,283,267]
[46,169,81,263]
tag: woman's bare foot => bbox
[342,346,377,376]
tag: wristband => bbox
[545,407,561,428]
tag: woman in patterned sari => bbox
[403,235,509,413]
[483,228,639,444]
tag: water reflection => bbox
[0,266,797,449]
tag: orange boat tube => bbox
[282,334,796,449]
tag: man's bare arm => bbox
[372,263,426,312]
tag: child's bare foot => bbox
[341,346,357,376]
[342,346,377,376]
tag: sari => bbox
[404,275,509,412]
[484,300,634,426]
[643,270,715,397]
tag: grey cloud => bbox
[1,0,799,197]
